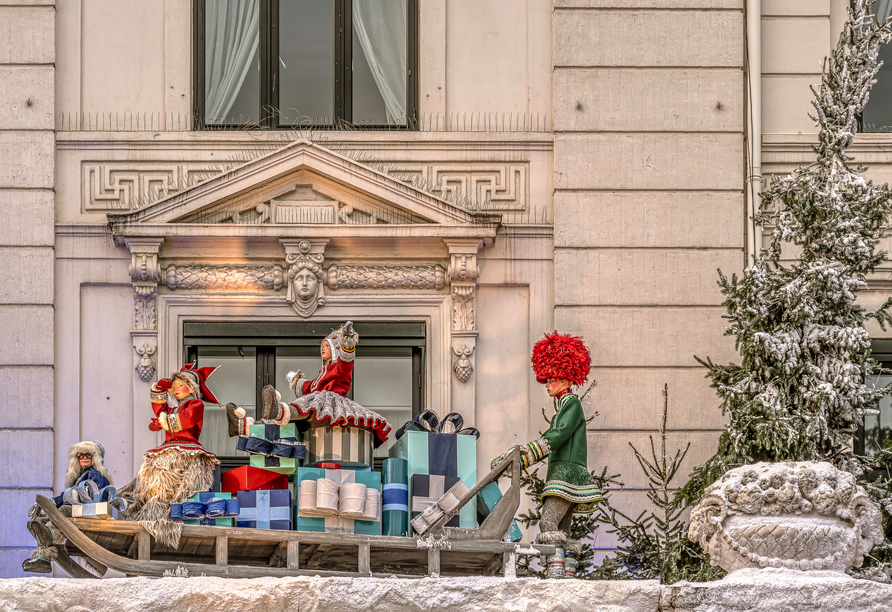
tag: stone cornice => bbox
[56,130,555,152]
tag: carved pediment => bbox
[108,140,493,232]
[177,172,431,226]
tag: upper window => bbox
[193,0,418,129]
[863,3,892,131]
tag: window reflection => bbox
[196,346,257,457]
[865,372,892,455]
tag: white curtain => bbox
[352,0,407,124]
[876,0,892,23]
[205,0,259,124]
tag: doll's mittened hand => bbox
[343,321,354,336]
[155,378,173,392]
[157,413,170,431]
[286,370,302,385]
[149,418,163,432]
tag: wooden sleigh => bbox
[29,448,555,579]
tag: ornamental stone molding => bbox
[282,239,328,318]
[385,163,528,211]
[452,344,474,383]
[83,159,529,213]
[163,264,285,291]
[326,264,446,290]
[83,161,226,211]
[135,340,157,383]
[688,461,884,573]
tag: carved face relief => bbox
[294,268,318,301]
[286,256,325,318]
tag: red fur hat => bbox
[531,331,591,386]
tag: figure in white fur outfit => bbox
[24,441,113,573]
[226,321,391,448]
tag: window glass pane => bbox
[865,372,892,455]
[354,355,413,457]
[352,0,407,125]
[196,347,256,457]
[276,346,324,402]
[864,6,892,132]
[205,0,260,125]
[279,0,334,125]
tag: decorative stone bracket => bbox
[125,238,163,382]
[446,240,483,386]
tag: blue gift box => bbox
[389,430,477,529]
[237,489,291,530]
[294,467,381,535]
[411,474,460,532]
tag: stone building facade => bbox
[1,0,889,577]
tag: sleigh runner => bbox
[29,448,555,579]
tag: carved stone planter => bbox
[688,461,884,573]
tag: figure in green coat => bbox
[523,332,603,556]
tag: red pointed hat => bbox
[531,331,591,386]
[179,363,221,405]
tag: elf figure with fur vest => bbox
[226,321,390,448]
[496,331,603,577]
[120,363,220,548]
[23,441,113,573]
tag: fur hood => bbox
[64,441,113,488]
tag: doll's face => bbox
[545,378,571,397]
[77,453,93,469]
[171,378,192,400]
[320,340,332,361]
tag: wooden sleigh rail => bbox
[34,448,554,579]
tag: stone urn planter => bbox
[688,461,884,573]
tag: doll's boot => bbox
[226,402,253,437]
[261,385,289,423]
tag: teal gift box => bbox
[249,454,297,475]
[477,482,522,542]
[294,467,381,535]
[388,430,477,529]
[250,422,297,440]
[184,492,234,527]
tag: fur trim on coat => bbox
[64,441,113,488]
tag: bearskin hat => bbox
[531,331,591,386]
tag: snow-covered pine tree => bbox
[679,0,892,504]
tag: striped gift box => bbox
[294,467,381,535]
[304,425,373,468]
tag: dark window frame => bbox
[856,340,892,462]
[192,0,419,130]
[184,321,426,470]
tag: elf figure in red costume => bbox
[122,364,220,547]
[226,321,390,448]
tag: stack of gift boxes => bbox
[175,410,520,541]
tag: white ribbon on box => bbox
[297,469,380,525]
[410,480,470,536]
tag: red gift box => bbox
[221,466,289,494]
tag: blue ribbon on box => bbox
[237,490,291,530]
[239,435,306,459]
[63,481,128,512]
[171,496,239,522]
[382,483,409,512]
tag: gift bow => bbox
[170,498,240,521]
[241,436,306,459]
[63,481,129,512]
[394,410,480,440]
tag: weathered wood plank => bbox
[482,554,502,576]
[428,548,440,577]
[70,518,555,555]
[216,535,228,566]
[307,544,330,569]
[358,542,370,575]
[137,531,151,561]
[286,540,300,570]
